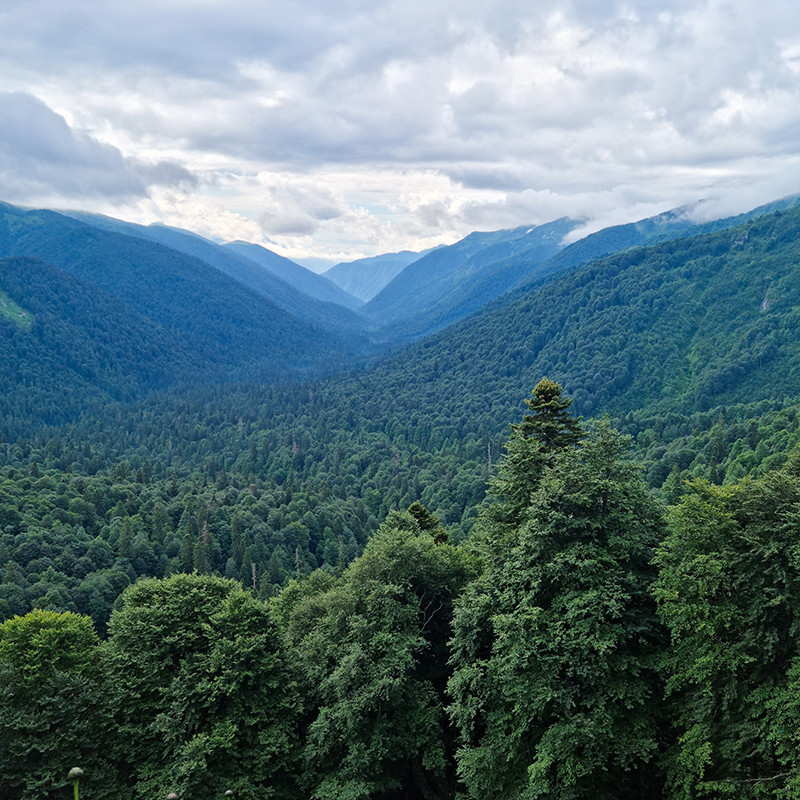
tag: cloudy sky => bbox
[1,0,799,268]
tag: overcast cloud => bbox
[1,0,799,265]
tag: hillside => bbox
[359,217,580,329]
[0,255,214,439]
[359,205,800,430]
[362,196,800,343]
[0,205,372,438]
[64,210,366,330]
[325,250,425,301]
[225,240,362,310]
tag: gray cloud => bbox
[0,91,195,201]
[1,0,799,255]
[257,182,348,236]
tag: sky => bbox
[1,0,799,270]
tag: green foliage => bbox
[0,610,109,800]
[103,573,302,799]
[450,420,666,800]
[488,378,584,527]
[5,202,800,800]
[282,511,474,800]
[0,607,96,680]
[654,460,800,799]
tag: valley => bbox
[2,193,800,799]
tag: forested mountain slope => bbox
[0,256,214,438]
[362,205,800,423]
[325,249,426,302]
[363,195,800,343]
[359,217,580,327]
[64,209,366,329]
[7,196,800,800]
[4,200,800,627]
[224,240,362,310]
[0,206,369,435]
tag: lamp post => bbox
[68,768,84,800]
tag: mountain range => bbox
[2,192,800,444]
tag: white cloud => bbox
[0,0,799,257]
[0,91,195,203]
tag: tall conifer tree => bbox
[450,416,666,800]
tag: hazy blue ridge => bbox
[63,209,367,332]
[224,240,363,310]
[359,217,581,326]
[0,206,366,379]
[373,231,581,343]
[324,250,426,302]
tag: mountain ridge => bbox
[62,209,367,332]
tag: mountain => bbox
[0,255,213,439]
[8,195,800,800]
[63,210,366,332]
[511,194,800,293]
[375,204,716,344]
[359,204,800,430]
[0,204,369,437]
[324,250,426,302]
[35,199,800,491]
[365,196,800,344]
[359,218,581,333]
[6,193,800,444]
[224,240,362,310]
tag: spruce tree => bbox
[489,378,583,528]
[450,420,666,800]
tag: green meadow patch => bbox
[0,288,33,331]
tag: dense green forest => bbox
[4,384,800,799]
[4,196,800,798]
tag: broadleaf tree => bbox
[282,508,474,800]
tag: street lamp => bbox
[68,768,84,800]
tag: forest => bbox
[3,199,800,798]
[4,383,800,799]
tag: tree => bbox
[103,573,302,800]
[449,420,666,800]
[0,609,111,799]
[281,509,473,800]
[654,452,800,799]
[489,378,583,527]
